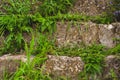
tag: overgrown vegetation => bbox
[39,0,75,16]
[55,44,120,80]
[0,0,120,80]
[4,37,51,80]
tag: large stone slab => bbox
[55,22,120,48]
[43,55,84,80]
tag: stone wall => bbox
[0,54,120,80]
[55,22,120,48]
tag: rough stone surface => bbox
[43,55,84,80]
[55,22,120,48]
[0,54,34,79]
[103,55,120,80]
[55,22,82,47]
[79,22,100,45]
[0,54,84,80]
[0,59,20,79]
[0,54,120,80]
[99,24,116,48]
[71,0,110,16]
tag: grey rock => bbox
[98,24,116,48]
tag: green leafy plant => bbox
[39,0,75,16]
[55,44,105,80]
[79,53,104,80]
[32,33,54,55]
[107,44,120,55]
[0,0,35,55]
[32,13,56,34]
[0,0,31,14]
[7,36,51,80]
[110,69,118,80]
[47,13,113,24]
[0,0,56,55]
[78,45,105,80]
[91,13,113,24]
[55,44,105,56]
[0,15,32,55]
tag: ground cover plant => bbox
[0,0,120,80]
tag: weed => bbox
[47,13,113,24]
[32,33,54,55]
[0,0,31,15]
[79,53,104,80]
[0,15,32,55]
[31,13,56,34]
[7,36,51,80]
[55,44,105,80]
[107,44,120,55]
[110,69,118,80]
[39,0,75,16]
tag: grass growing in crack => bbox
[54,44,120,80]
[7,36,51,80]
[39,0,75,16]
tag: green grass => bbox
[47,13,113,24]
